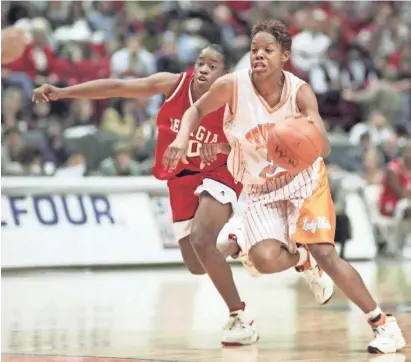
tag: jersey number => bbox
[186,140,201,157]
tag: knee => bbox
[179,237,206,275]
[308,244,339,270]
[249,241,282,274]
[190,221,216,254]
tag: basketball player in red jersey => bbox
[32,45,259,345]
[163,20,406,353]
[33,44,331,347]
[379,140,411,256]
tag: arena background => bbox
[1,0,410,266]
[2,2,411,362]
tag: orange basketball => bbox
[267,115,323,172]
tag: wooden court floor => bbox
[2,261,410,362]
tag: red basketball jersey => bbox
[379,159,411,216]
[152,72,229,180]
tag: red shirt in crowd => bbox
[380,159,411,216]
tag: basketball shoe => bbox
[227,233,334,305]
[368,314,406,353]
[221,302,259,346]
[295,244,334,305]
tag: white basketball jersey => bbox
[224,69,316,186]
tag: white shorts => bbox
[172,178,239,240]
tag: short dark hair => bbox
[251,20,292,52]
[202,43,231,70]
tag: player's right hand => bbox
[162,137,189,173]
[32,84,63,103]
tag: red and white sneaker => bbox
[221,303,259,346]
[368,314,406,353]
[295,245,334,305]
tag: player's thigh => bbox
[191,172,240,247]
[242,199,294,253]
[291,177,336,247]
[168,175,201,241]
[190,192,233,248]
[178,235,204,275]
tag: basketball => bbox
[1,28,28,64]
[267,115,323,172]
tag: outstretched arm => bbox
[296,84,331,158]
[176,74,234,142]
[32,72,180,103]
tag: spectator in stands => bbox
[100,98,145,136]
[343,132,384,177]
[96,143,143,176]
[32,101,52,129]
[87,1,120,42]
[18,147,46,176]
[349,111,392,146]
[155,35,182,73]
[291,8,331,75]
[132,127,155,175]
[1,126,26,175]
[42,119,69,168]
[363,148,384,185]
[1,87,25,129]
[345,45,378,91]
[342,75,404,127]
[65,99,96,129]
[397,55,411,132]
[381,131,402,164]
[309,43,345,119]
[54,149,87,177]
[379,139,411,257]
[110,33,160,118]
[110,34,156,79]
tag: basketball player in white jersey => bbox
[163,20,406,354]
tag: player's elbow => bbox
[109,79,143,98]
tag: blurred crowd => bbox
[1,1,411,255]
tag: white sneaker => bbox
[221,307,259,346]
[368,314,406,353]
[295,245,334,305]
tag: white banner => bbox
[1,191,184,268]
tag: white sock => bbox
[366,306,383,321]
[296,246,308,267]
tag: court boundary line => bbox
[1,353,186,362]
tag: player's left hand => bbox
[162,137,189,173]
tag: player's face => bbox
[194,48,225,89]
[250,32,289,78]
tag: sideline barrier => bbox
[1,175,376,269]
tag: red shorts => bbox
[167,165,243,240]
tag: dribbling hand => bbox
[162,137,189,173]
[32,84,63,103]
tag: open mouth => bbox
[198,76,208,82]
[253,62,267,72]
